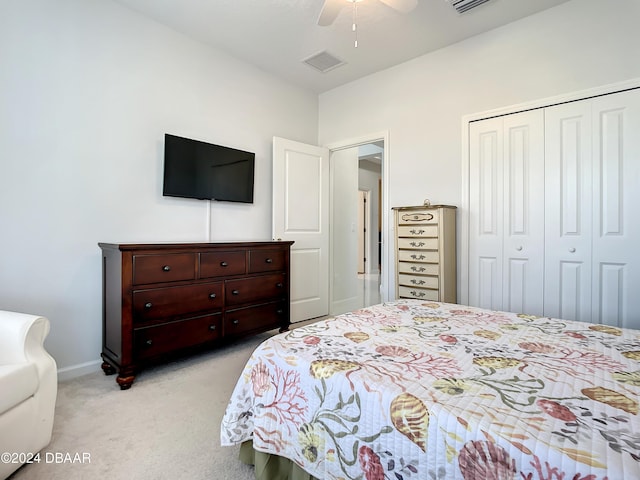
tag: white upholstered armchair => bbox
[0,311,57,479]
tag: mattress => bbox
[221,300,640,479]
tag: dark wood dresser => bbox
[99,241,294,389]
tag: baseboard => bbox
[57,359,102,382]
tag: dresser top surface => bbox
[99,241,294,252]
[392,205,457,211]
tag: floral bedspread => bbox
[221,300,640,480]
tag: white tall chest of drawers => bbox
[393,204,457,303]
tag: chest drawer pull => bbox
[411,279,426,285]
[277,309,284,315]
[265,258,273,263]
[145,339,153,346]
[276,283,284,288]
[220,261,228,267]
[208,325,216,331]
[411,254,426,260]
[411,266,426,272]
[232,319,239,325]
[410,290,426,298]
[410,241,426,247]
[162,265,171,272]
[232,290,240,295]
[144,302,153,309]
[209,293,217,299]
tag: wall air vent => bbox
[447,0,493,14]
[302,51,345,73]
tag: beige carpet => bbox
[9,330,282,480]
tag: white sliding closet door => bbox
[469,117,503,310]
[590,90,640,329]
[468,110,545,315]
[544,101,593,322]
[470,87,640,329]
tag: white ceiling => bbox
[112,0,570,93]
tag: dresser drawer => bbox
[133,282,223,322]
[225,273,286,306]
[398,286,439,301]
[397,225,438,238]
[397,237,439,250]
[249,249,286,273]
[200,251,246,278]
[225,302,286,337]
[397,250,440,263]
[398,210,439,225]
[398,262,440,276]
[134,314,222,360]
[398,274,439,289]
[133,253,196,285]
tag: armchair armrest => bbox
[0,311,51,366]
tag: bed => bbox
[221,300,640,479]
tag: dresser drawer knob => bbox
[220,261,228,267]
[277,309,284,315]
[162,265,171,272]
[232,319,239,325]
[208,325,216,331]
[145,339,153,346]
[265,258,273,263]
[232,289,240,295]
[209,293,217,299]
[144,302,153,309]
[276,283,283,288]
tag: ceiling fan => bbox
[317,0,418,26]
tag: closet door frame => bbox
[460,78,640,305]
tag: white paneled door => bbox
[469,87,640,329]
[544,101,593,322]
[273,137,329,322]
[468,110,545,315]
[590,91,640,329]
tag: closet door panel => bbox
[469,118,503,310]
[502,111,545,315]
[544,102,592,322]
[591,90,640,329]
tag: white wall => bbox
[330,147,360,314]
[0,0,318,375]
[358,166,381,274]
[318,0,640,298]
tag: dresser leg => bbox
[116,374,135,390]
[101,361,116,376]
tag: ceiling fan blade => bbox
[379,0,418,14]
[317,0,345,26]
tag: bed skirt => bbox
[239,441,318,480]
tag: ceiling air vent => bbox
[302,51,345,73]
[447,0,493,14]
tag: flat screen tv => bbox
[163,133,255,203]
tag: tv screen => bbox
[163,134,255,203]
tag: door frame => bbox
[326,131,391,302]
[357,189,369,274]
[460,77,640,306]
